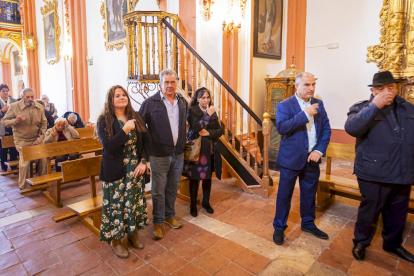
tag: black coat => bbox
[345,95,414,185]
[186,105,223,180]
[97,114,151,182]
[139,91,187,157]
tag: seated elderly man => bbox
[43,117,79,172]
[63,111,85,128]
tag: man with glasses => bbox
[345,71,414,263]
[139,69,187,240]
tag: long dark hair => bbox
[97,85,146,138]
[190,87,213,107]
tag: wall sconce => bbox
[240,0,247,18]
[202,0,214,21]
[23,33,37,51]
[20,59,27,70]
[222,20,241,33]
[222,0,242,33]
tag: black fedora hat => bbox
[368,71,399,87]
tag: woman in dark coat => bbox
[184,87,223,217]
[97,85,151,259]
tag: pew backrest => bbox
[1,135,15,148]
[325,142,355,176]
[76,127,95,139]
[62,155,102,182]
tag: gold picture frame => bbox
[100,0,139,51]
[41,0,61,65]
[13,51,23,76]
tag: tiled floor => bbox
[0,158,413,275]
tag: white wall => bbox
[86,0,160,123]
[305,0,383,129]
[251,0,287,119]
[35,0,67,117]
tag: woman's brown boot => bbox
[127,230,144,249]
[110,239,129,258]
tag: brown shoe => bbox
[152,224,164,240]
[110,239,129,258]
[164,218,183,229]
[127,231,144,249]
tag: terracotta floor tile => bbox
[0,206,19,218]
[284,224,302,244]
[124,264,163,276]
[23,251,61,276]
[130,235,166,262]
[156,230,188,249]
[191,230,222,248]
[171,239,207,261]
[233,249,271,274]
[45,231,79,250]
[30,216,55,231]
[107,253,144,275]
[177,221,204,239]
[215,262,253,276]
[0,201,14,211]
[395,259,414,276]
[4,223,34,239]
[54,240,90,262]
[81,234,104,251]
[65,251,103,275]
[192,248,230,274]
[69,225,94,240]
[210,239,245,260]
[239,199,268,210]
[93,242,117,262]
[0,264,29,276]
[170,262,210,276]
[0,240,13,255]
[199,205,227,218]
[364,249,399,273]
[287,211,301,224]
[235,217,266,235]
[228,204,258,218]
[79,263,118,276]
[318,249,354,272]
[347,260,392,276]
[215,212,244,226]
[0,251,20,272]
[149,251,188,275]
[247,209,275,225]
[38,223,70,240]
[15,240,52,262]
[37,263,74,276]
[256,223,275,243]
[0,231,6,243]
[329,235,354,258]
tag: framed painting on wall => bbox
[13,51,22,76]
[253,0,283,60]
[41,0,61,65]
[101,0,138,51]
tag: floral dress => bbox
[100,120,149,242]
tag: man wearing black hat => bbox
[345,71,414,263]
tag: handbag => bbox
[184,136,202,162]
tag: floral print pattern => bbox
[100,120,149,242]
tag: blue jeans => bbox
[150,153,184,225]
[273,162,320,231]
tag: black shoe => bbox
[383,246,414,263]
[273,230,284,245]
[301,226,329,240]
[352,243,366,260]
[190,204,198,217]
[202,203,214,214]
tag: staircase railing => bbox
[124,12,270,197]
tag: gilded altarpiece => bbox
[264,65,302,170]
[367,0,414,103]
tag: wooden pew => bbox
[52,156,102,235]
[316,142,414,214]
[20,138,102,206]
[76,127,95,139]
[0,135,19,176]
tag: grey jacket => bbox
[0,96,18,137]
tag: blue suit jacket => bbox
[276,95,331,170]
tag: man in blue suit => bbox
[272,72,331,245]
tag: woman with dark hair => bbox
[184,87,223,217]
[97,85,151,258]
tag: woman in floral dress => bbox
[97,85,151,258]
[184,87,223,217]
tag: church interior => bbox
[0,0,414,275]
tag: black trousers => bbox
[353,178,411,249]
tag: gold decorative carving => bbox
[240,0,247,18]
[202,0,214,21]
[0,30,22,50]
[23,33,37,51]
[64,0,70,37]
[41,0,61,65]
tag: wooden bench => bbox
[316,142,414,214]
[20,138,102,205]
[76,127,95,139]
[0,135,19,176]
[52,156,102,235]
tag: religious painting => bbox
[253,0,283,59]
[101,0,138,51]
[13,51,22,76]
[41,0,61,65]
